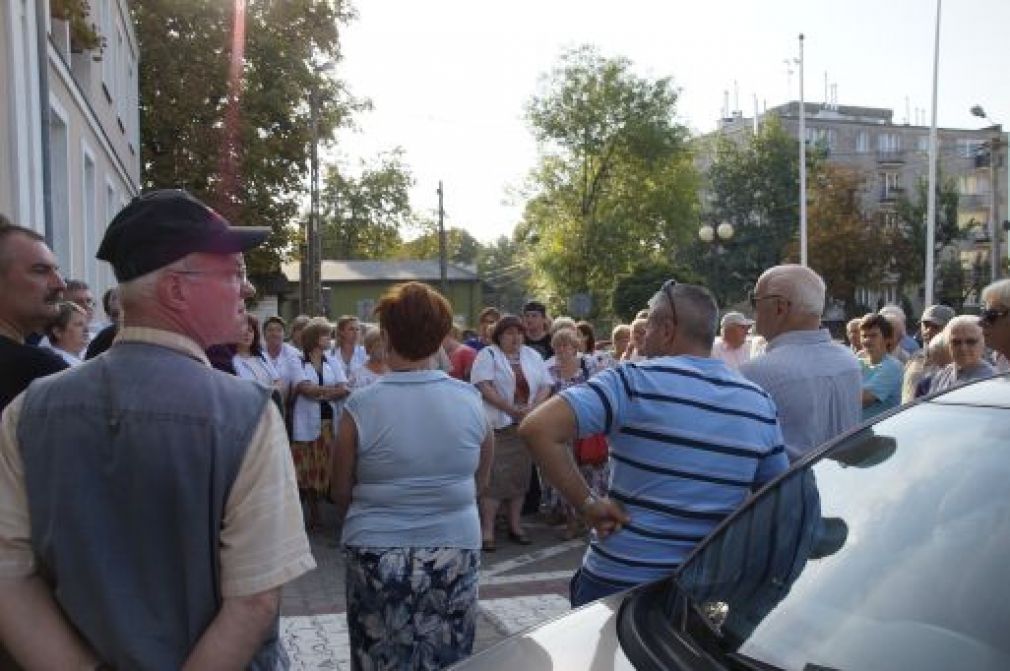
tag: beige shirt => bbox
[0,327,315,598]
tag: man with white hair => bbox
[740,264,862,461]
[980,278,1010,371]
[0,191,314,669]
[711,311,753,371]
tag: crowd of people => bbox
[2,189,1010,670]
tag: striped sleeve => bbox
[559,366,624,437]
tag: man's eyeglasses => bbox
[748,291,785,308]
[950,338,980,347]
[979,307,1010,326]
[661,279,678,323]
[172,268,248,286]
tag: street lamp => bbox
[699,221,735,243]
[970,104,1003,282]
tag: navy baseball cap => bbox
[97,189,270,282]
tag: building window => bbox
[82,148,97,286]
[878,133,900,152]
[856,131,869,153]
[48,102,71,273]
[917,135,929,153]
[960,138,983,159]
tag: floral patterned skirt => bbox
[344,546,480,671]
[291,418,333,495]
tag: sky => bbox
[332,0,1010,243]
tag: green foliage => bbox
[395,224,482,266]
[319,150,414,260]
[520,45,698,319]
[892,173,965,290]
[133,0,365,277]
[478,235,529,314]
[782,165,890,313]
[52,0,102,51]
[698,117,820,304]
[611,262,701,322]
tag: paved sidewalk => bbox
[280,507,584,668]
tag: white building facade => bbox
[1,0,140,297]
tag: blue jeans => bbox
[569,567,634,607]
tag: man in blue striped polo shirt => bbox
[519,281,789,606]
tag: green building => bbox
[278,260,485,326]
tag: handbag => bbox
[574,433,608,466]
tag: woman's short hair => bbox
[300,317,334,357]
[336,315,358,332]
[45,301,86,341]
[860,313,893,340]
[926,332,952,366]
[478,306,501,324]
[944,315,983,338]
[263,315,286,333]
[362,328,385,357]
[551,327,580,350]
[490,314,525,346]
[981,278,1010,309]
[612,324,631,340]
[290,314,311,333]
[550,316,576,334]
[576,321,596,352]
[375,282,453,361]
[245,313,263,356]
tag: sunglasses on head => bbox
[979,307,1010,326]
[661,279,679,323]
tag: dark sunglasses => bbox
[661,279,678,323]
[979,308,1010,326]
[950,338,980,347]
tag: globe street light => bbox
[699,221,734,243]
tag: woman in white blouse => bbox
[348,328,388,389]
[292,317,349,530]
[43,301,89,367]
[470,314,552,550]
[232,314,281,390]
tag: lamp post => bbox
[970,104,1003,282]
[699,222,735,304]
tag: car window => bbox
[675,401,1010,671]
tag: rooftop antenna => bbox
[753,94,760,133]
[723,89,730,120]
[904,96,911,125]
[824,71,829,107]
[734,80,740,116]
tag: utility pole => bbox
[798,33,807,267]
[925,0,941,306]
[437,181,447,295]
[307,87,321,316]
[989,133,1001,281]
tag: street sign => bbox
[569,293,592,318]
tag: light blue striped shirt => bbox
[740,329,862,461]
[561,356,788,587]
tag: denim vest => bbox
[18,341,284,670]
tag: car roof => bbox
[926,372,1010,409]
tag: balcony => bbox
[879,186,905,203]
[877,150,905,165]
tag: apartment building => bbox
[708,102,1008,310]
[1,0,140,296]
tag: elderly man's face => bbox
[723,323,750,348]
[920,320,944,345]
[0,234,66,335]
[948,324,984,369]
[176,252,253,348]
[981,299,1010,359]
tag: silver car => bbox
[455,374,1010,670]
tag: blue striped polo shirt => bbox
[560,355,788,587]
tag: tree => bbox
[699,117,820,305]
[478,235,529,314]
[133,0,365,276]
[519,45,698,319]
[611,262,701,322]
[319,150,414,260]
[782,165,891,313]
[891,173,979,307]
[395,224,482,266]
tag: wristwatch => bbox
[578,494,598,516]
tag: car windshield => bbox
[674,399,1010,671]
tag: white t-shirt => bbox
[711,337,752,371]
